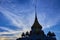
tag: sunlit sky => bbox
[0,0,60,40]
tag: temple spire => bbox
[34,0,38,22]
[31,0,42,30]
[35,0,37,18]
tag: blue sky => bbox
[0,0,60,40]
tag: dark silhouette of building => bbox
[16,13,56,40]
[16,0,56,40]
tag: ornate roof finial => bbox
[31,0,42,30]
[34,0,38,21]
[35,0,37,18]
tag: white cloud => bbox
[0,26,14,32]
[0,6,25,28]
[38,12,60,29]
[0,31,22,35]
[0,6,33,35]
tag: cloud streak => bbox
[0,26,14,32]
[0,6,33,35]
[38,12,60,29]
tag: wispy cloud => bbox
[0,26,14,32]
[38,12,60,29]
[0,31,22,35]
[0,6,33,35]
[0,6,25,29]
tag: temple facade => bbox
[16,13,56,40]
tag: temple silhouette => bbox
[16,0,56,40]
[16,13,56,40]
